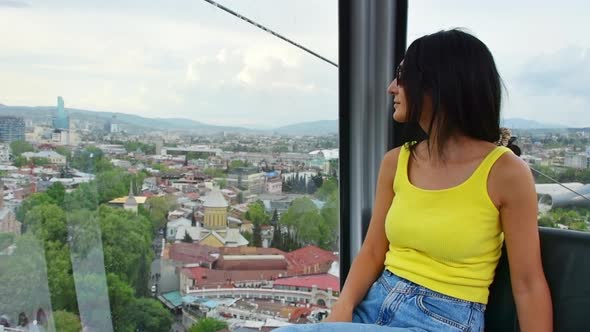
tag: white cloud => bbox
[408,0,590,126]
[0,2,338,126]
[7,0,589,127]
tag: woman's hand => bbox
[323,302,353,323]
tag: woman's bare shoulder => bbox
[383,146,403,169]
[488,151,534,207]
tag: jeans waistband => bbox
[380,269,486,312]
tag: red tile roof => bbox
[169,243,219,264]
[273,274,340,292]
[220,247,285,256]
[214,256,288,271]
[182,266,287,288]
[285,245,337,269]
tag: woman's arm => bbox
[327,148,399,320]
[494,153,553,332]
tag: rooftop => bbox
[273,274,340,292]
[285,245,338,270]
[108,196,147,204]
[182,266,287,287]
[203,188,229,208]
[168,243,219,264]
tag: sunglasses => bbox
[395,63,404,85]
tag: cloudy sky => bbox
[0,0,588,127]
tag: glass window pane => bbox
[408,0,590,233]
[0,0,338,330]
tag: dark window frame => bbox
[338,0,408,285]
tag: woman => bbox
[276,29,552,331]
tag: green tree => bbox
[128,298,173,332]
[0,232,15,251]
[107,273,136,332]
[188,318,228,332]
[30,157,50,166]
[203,168,225,178]
[252,219,262,247]
[182,230,194,243]
[124,141,156,155]
[10,140,34,156]
[95,169,143,203]
[316,177,338,201]
[98,206,154,294]
[281,197,329,249]
[45,241,78,312]
[64,182,99,211]
[53,310,82,332]
[55,146,72,161]
[242,230,253,244]
[229,160,248,170]
[271,209,279,225]
[319,190,339,251]
[247,200,270,225]
[24,204,68,243]
[146,195,177,231]
[570,221,588,232]
[17,192,55,221]
[13,155,28,167]
[46,182,66,207]
[538,215,555,228]
[71,146,113,173]
[217,177,227,189]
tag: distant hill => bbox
[273,120,338,136]
[0,104,573,135]
[501,118,566,129]
[0,105,258,134]
[0,104,340,136]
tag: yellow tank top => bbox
[384,144,511,304]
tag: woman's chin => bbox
[392,111,407,123]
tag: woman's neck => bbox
[415,134,485,166]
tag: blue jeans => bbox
[274,269,485,332]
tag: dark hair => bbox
[400,29,519,158]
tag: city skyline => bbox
[0,0,589,127]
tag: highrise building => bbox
[104,115,119,133]
[0,116,25,143]
[52,96,69,130]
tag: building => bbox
[104,115,120,133]
[51,128,73,145]
[0,116,25,143]
[0,144,10,163]
[180,266,286,291]
[52,96,69,130]
[203,189,229,230]
[174,225,248,248]
[108,188,147,213]
[0,183,21,235]
[213,254,289,271]
[227,167,265,194]
[264,171,283,194]
[272,273,340,298]
[123,183,138,213]
[166,217,192,241]
[285,246,338,276]
[564,152,590,169]
[21,150,67,166]
[166,243,220,267]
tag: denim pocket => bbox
[352,276,389,324]
[416,294,472,331]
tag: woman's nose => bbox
[388,79,398,95]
